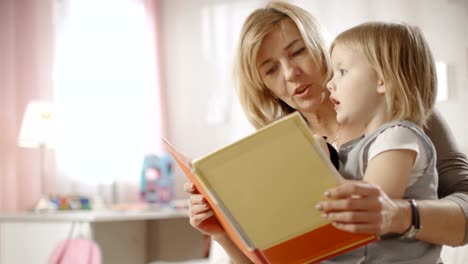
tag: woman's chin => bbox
[296,96,327,112]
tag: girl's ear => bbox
[376,79,386,94]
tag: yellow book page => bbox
[193,113,342,250]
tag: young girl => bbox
[323,22,441,263]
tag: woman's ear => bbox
[376,79,386,94]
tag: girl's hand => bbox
[316,180,406,235]
[184,181,226,238]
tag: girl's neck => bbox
[301,99,365,146]
[362,101,390,136]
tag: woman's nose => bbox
[284,63,301,82]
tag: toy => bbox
[140,154,174,204]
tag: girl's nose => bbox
[326,79,335,92]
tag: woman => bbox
[185,1,468,263]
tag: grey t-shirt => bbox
[322,120,441,264]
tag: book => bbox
[163,112,377,264]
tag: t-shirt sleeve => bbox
[368,126,420,162]
[367,126,426,187]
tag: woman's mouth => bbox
[293,85,311,98]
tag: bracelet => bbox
[401,199,421,239]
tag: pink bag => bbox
[48,238,101,264]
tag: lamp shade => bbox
[18,101,56,148]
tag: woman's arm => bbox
[421,108,468,246]
[318,182,465,246]
[411,199,465,246]
[425,109,468,199]
[213,234,253,264]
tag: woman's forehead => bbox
[257,19,303,61]
[273,18,302,43]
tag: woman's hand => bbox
[184,181,226,238]
[316,180,409,235]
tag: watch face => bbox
[403,226,420,239]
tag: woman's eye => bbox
[266,65,278,75]
[292,47,305,56]
[339,69,347,76]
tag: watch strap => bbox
[401,199,421,239]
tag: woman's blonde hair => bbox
[234,1,331,129]
[330,22,437,127]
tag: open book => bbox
[163,112,377,264]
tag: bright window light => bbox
[53,0,155,184]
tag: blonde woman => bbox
[185,1,468,263]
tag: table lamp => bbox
[18,101,56,204]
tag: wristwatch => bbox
[401,199,421,239]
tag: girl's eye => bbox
[292,47,305,56]
[266,65,278,75]
[339,69,347,76]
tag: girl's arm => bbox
[362,149,416,199]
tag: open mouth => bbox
[330,97,340,107]
[293,84,310,97]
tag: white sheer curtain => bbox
[53,0,164,203]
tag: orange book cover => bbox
[163,112,377,264]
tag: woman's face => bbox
[256,19,326,114]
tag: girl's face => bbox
[256,19,326,114]
[327,43,387,132]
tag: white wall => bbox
[160,0,468,199]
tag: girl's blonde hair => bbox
[330,22,437,127]
[234,1,331,129]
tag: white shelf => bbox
[0,208,188,223]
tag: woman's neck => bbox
[302,99,339,139]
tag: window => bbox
[53,0,161,184]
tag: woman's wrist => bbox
[212,232,230,244]
[391,199,413,234]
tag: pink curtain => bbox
[0,0,166,210]
[0,0,55,212]
[108,0,168,203]
[144,0,168,151]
